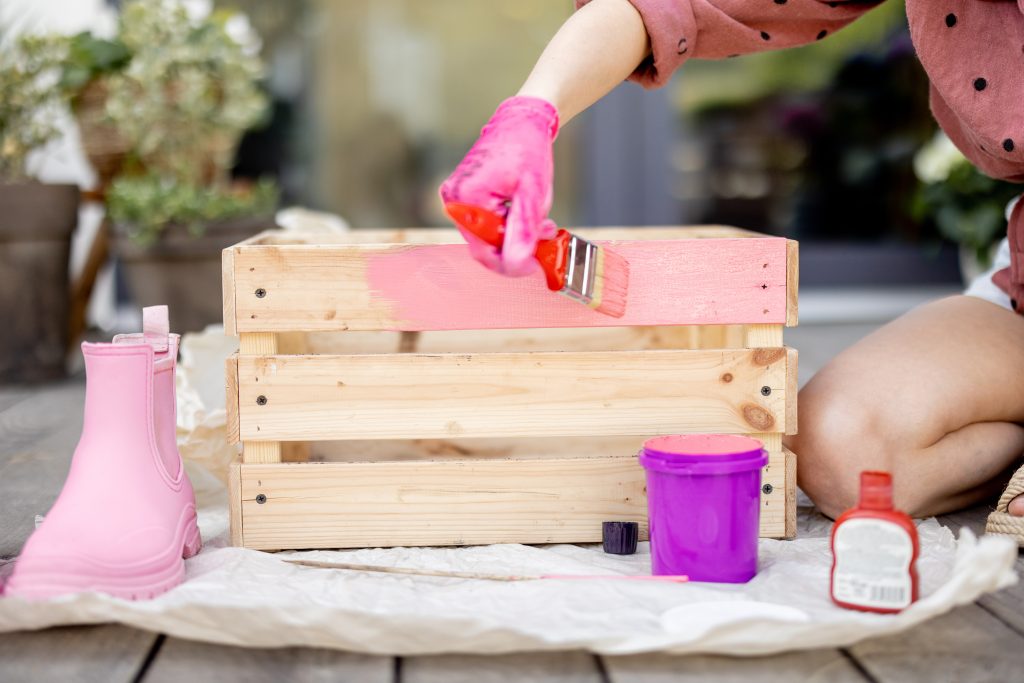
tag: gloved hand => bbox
[440,96,559,276]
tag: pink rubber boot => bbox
[4,306,201,600]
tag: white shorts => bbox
[963,196,1019,312]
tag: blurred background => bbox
[1,0,1019,383]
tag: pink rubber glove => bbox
[440,96,559,276]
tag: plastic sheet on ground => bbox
[0,330,1017,655]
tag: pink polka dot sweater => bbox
[575,0,1024,312]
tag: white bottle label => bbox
[832,518,913,610]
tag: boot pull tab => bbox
[143,306,170,353]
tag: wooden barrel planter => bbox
[0,183,79,383]
[114,214,273,334]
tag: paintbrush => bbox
[284,559,688,583]
[444,202,630,318]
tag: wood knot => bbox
[742,403,776,431]
[720,373,734,383]
[752,348,785,366]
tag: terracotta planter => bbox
[114,215,272,333]
[0,182,79,383]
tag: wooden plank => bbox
[784,446,798,538]
[0,381,86,558]
[225,353,239,445]
[238,449,788,550]
[228,456,243,547]
[743,323,783,348]
[221,246,237,336]
[239,456,647,550]
[237,349,788,441]
[232,236,789,332]
[786,239,799,327]
[0,386,30,413]
[848,603,1024,682]
[301,325,748,356]
[785,347,798,435]
[939,506,1024,638]
[602,649,868,683]
[243,441,281,464]
[403,652,603,683]
[256,226,773,246]
[239,331,277,355]
[144,637,392,683]
[0,625,157,683]
[239,332,280,464]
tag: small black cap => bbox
[602,521,639,555]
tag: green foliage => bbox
[107,173,278,245]
[0,35,67,180]
[913,162,1021,266]
[103,0,268,186]
[58,32,131,94]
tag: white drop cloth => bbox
[0,330,1017,655]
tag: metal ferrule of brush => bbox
[559,234,598,305]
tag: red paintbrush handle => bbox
[444,202,567,292]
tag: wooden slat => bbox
[144,637,393,683]
[240,456,647,550]
[784,446,798,538]
[236,349,790,441]
[221,247,237,336]
[237,449,789,550]
[243,441,281,464]
[232,236,789,332]
[255,226,773,246]
[848,604,1024,682]
[225,353,239,445]
[743,323,783,348]
[0,625,157,683]
[0,382,87,558]
[239,332,277,355]
[403,652,603,683]
[785,347,798,435]
[239,332,280,464]
[228,456,243,547]
[602,650,869,683]
[786,239,799,327]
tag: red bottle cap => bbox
[859,471,894,510]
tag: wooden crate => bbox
[223,227,799,550]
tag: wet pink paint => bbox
[643,434,765,457]
[365,238,787,331]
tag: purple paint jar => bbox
[640,434,768,583]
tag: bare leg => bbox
[788,296,1024,519]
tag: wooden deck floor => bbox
[2,372,1023,682]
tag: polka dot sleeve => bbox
[575,0,884,89]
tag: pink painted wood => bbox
[368,237,788,330]
[233,236,789,332]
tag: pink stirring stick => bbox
[541,574,689,583]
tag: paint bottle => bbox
[830,471,919,613]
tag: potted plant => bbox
[58,31,133,188]
[0,35,80,383]
[913,131,1022,283]
[83,1,278,332]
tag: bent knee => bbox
[792,382,897,519]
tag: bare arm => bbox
[517,0,650,124]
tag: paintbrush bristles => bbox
[591,246,630,318]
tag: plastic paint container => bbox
[639,434,768,583]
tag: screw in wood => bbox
[762,484,773,495]
[255,288,267,298]
[256,395,268,406]
[761,386,772,396]
[256,494,267,504]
